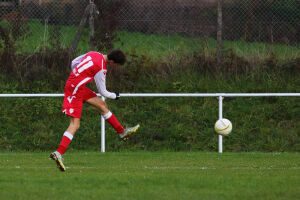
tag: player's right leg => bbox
[119,124,140,141]
[86,96,124,133]
[85,96,140,140]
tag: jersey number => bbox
[74,56,93,76]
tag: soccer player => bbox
[50,50,140,172]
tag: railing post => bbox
[101,96,105,153]
[218,96,223,153]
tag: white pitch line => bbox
[143,166,300,170]
[143,166,214,170]
[0,166,299,170]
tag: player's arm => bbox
[71,54,87,69]
[94,71,118,99]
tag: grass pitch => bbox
[0,152,299,200]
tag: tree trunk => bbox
[217,0,223,66]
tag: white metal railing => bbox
[1,93,299,153]
[1,93,299,98]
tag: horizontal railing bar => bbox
[0,94,64,98]
[119,93,300,97]
[0,93,299,98]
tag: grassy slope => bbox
[0,152,299,200]
[114,31,300,60]
[0,20,299,152]
[13,20,300,60]
[0,70,299,152]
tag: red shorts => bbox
[62,81,97,118]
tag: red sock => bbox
[56,132,73,155]
[103,111,124,134]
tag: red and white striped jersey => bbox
[69,51,116,99]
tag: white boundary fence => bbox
[1,93,299,153]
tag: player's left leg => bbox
[50,117,80,172]
[57,117,80,155]
[51,85,83,172]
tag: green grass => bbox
[0,152,299,200]
[0,70,299,152]
[6,20,299,60]
[114,31,300,60]
[15,20,90,53]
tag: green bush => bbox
[0,49,299,152]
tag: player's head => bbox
[107,49,126,65]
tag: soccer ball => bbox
[214,118,232,136]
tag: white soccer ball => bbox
[214,118,232,136]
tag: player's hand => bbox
[115,92,120,100]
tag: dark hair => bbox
[107,49,126,65]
